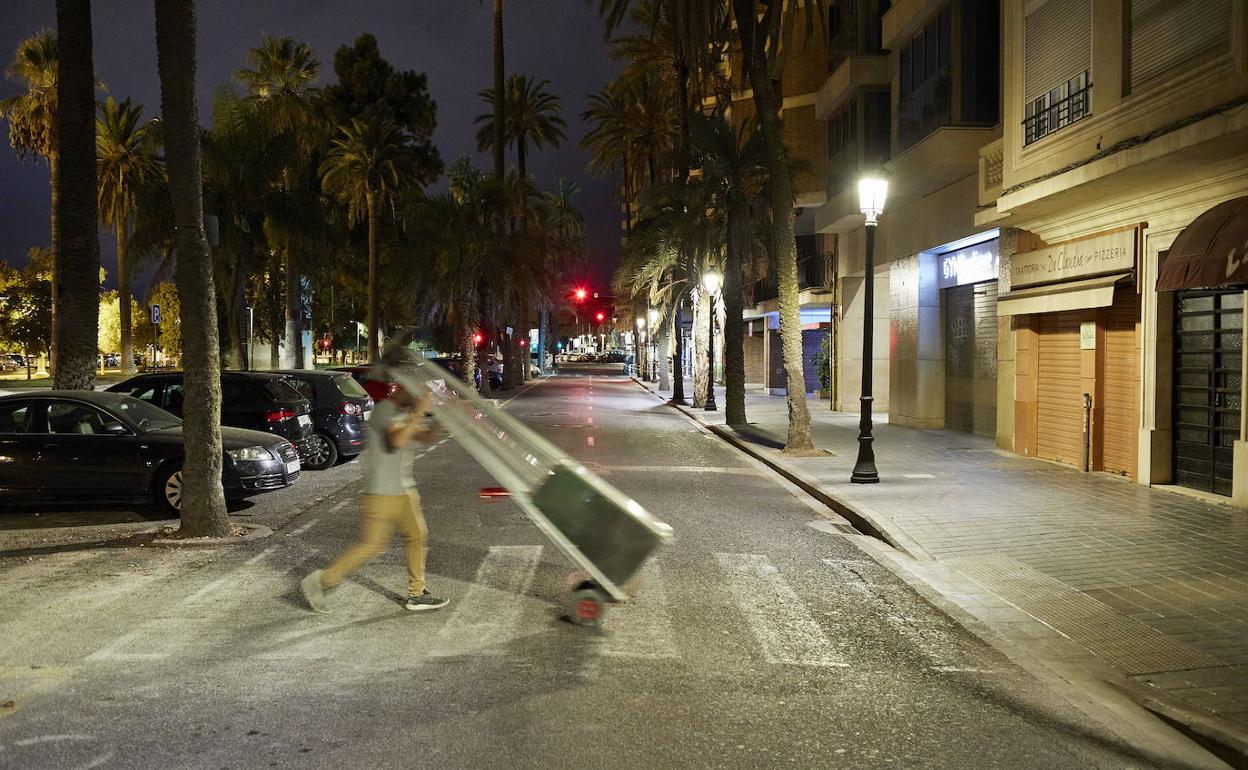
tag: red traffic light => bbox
[473,333,483,345]
[596,312,605,322]
[519,338,527,347]
[574,288,587,301]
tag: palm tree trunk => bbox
[458,296,476,373]
[52,0,99,391]
[657,319,671,391]
[118,224,136,376]
[537,308,548,374]
[692,289,709,407]
[670,299,686,404]
[285,247,303,368]
[734,3,814,452]
[155,0,230,537]
[477,281,493,397]
[724,209,748,426]
[48,153,59,379]
[366,189,380,362]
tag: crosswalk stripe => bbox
[716,553,847,668]
[602,560,678,660]
[430,545,543,657]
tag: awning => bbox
[997,272,1133,316]
[1157,196,1248,291]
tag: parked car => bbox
[1,353,26,371]
[275,370,373,470]
[106,371,314,457]
[0,391,300,515]
[330,365,399,402]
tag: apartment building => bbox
[975,0,1248,504]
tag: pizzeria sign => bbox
[1010,229,1136,288]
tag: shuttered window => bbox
[1022,0,1092,144]
[1129,0,1232,91]
[1023,0,1091,103]
[1100,291,1140,478]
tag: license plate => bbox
[297,414,312,428]
[285,459,301,474]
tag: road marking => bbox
[86,628,169,662]
[289,518,319,536]
[603,561,678,660]
[598,465,760,476]
[331,499,351,512]
[177,545,278,607]
[903,473,936,479]
[430,545,543,656]
[715,553,847,667]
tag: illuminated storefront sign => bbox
[938,240,999,289]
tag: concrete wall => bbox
[888,251,945,428]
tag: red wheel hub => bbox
[576,599,600,620]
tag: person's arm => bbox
[384,397,437,450]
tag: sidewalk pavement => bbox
[639,379,1248,760]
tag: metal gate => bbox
[944,282,998,436]
[1036,311,1085,466]
[1173,290,1243,496]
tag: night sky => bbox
[0,0,623,293]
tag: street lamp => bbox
[851,176,888,484]
[702,270,721,411]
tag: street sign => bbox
[151,304,161,325]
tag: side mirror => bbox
[100,421,130,435]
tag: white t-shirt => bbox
[364,399,422,495]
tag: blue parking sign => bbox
[151,304,161,325]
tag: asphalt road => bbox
[0,372,1198,768]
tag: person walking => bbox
[300,383,449,613]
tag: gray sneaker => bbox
[300,570,330,613]
[405,590,449,612]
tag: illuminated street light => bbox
[852,176,888,484]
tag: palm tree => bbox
[475,74,567,182]
[154,0,230,537]
[689,114,766,426]
[320,117,415,362]
[97,97,163,376]
[727,0,822,453]
[0,30,60,371]
[53,0,100,390]
[237,36,321,369]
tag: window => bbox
[960,0,999,125]
[1129,0,1231,92]
[128,384,161,405]
[0,402,32,434]
[287,377,316,401]
[222,380,247,403]
[898,7,952,149]
[47,402,109,435]
[333,375,369,399]
[162,383,186,413]
[1022,0,1092,145]
[863,90,891,166]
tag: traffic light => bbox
[574,288,587,302]
[473,332,483,345]
[596,312,605,322]
[519,338,527,347]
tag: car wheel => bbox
[303,432,339,471]
[154,463,183,517]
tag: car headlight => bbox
[228,445,273,462]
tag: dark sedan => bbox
[106,371,314,456]
[275,369,373,470]
[0,391,300,516]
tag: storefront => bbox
[938,238,1000,436]
[1000,227,1142,476]
[1155,196,1248,498]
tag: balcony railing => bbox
[1023,74,1092,146]
[750,253,834,305]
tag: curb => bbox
[1109,680,1248,769]
[148,523,274,546]
[630,376,930,560]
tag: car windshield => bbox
[110,395,182,432]
[333,374,369,399]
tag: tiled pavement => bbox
[646,383,1248,735]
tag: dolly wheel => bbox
[566,587,607,627]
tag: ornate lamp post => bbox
[851,177,888,484]
[702,270,721,411]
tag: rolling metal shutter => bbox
[945,282,999,437]
[1130,0,1232,91]
[1036,311,1084,465]
[1173,290,1242,496]
[1100,291,1139,477]
[1024,0,1092,102]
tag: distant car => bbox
[1,354,25,371]
[275,370,373,470]
[106,371,314,456]
[428,356,503,391]
[330,365,399,402]
[0,391,300,516]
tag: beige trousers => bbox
[322,490,428,596]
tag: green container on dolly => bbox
[377,346,673,626]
